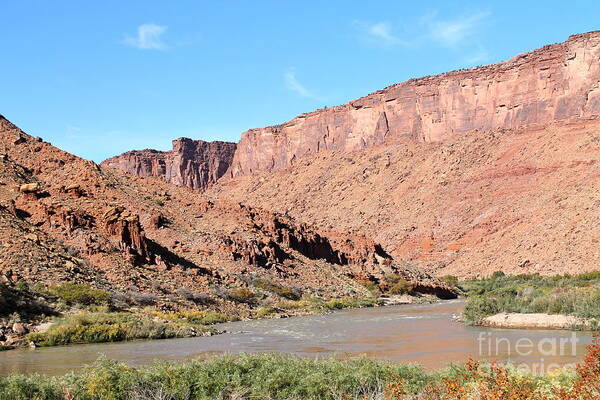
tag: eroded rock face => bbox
[219,205,393,272]
[228,31,600,177]
[101,138,236,191]
[103,206,150,263]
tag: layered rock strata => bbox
[228,31,600,176]
[101,138,236,191]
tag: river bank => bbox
[0,300,593,376]
[1,293,438,351]
[1,348,599,400]
[461,272,600,330]
[479,312,596,330]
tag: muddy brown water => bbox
[0,300,593,376]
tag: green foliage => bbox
[255,306,277,318]
[150,310,236,325]
[463,272,600,324]
[0,374,64,400]
[25,312,208,347]
[440,275,459,287]
[491,270,506,279]
[14,281,29,292]
[252,278,302,300]
[384,274,414,295]
[1,353,589,399]
[362,280,381,295]
[50,282,111,306]
[0,354,430,399]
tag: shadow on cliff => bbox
[146,239,211,275]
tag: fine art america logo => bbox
[477,332,582,375]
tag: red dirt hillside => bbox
[211,120,600,278]
[102,31,600,279]
[0,116,454,312]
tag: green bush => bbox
[0,354,431,399]
[252,278,302,300]
[150,310,236,325]
[50,282,110,306]
[440,275,459,287]
[255,307,277,318]
[25,312,206,347]
[383,274,414,295]
[362,280,381,295]
[462,272,600,324]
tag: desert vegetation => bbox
[1,277,389,350]
[462,272,600,326]
[25,311,218,347]
[2,335,600,399]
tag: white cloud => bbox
[358,10,490,51]
[284,69,322,101]
[423,11,491,48]
[368,22,399,45]
[124,23,168,50]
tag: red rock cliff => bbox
[228,31,600,176]
[101,138,236,191]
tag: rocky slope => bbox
[212,119,600,278]
[100,32,600,279]
[227,31,600,177]
[101,138,236,191]
[0,115,454,318]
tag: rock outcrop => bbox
[102,206,150,263]
[0,114,455,308]
[101,138,236,191]
[228,31,600,176]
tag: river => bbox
[0,300,593,376]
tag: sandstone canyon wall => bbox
[101,138,236,191]
[228,32,600,176]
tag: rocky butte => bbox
[101,138,236,191]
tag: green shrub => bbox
[462,271,600,324]
[255,307,276,318]
[50,282,110,306]
[25,312,206,347]
[383,274,414,295]
[150,310,236,325]
[14,281,29,292]
[440,275,459,287]
[362,280,381,295]
[252,278,302,300]
[0,354,431,399]
[491,270,506,279]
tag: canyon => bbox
[0,115,454,320]
[102,31,600,278]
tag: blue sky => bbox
[1,1,599,162]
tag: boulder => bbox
[19,182,40,193]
